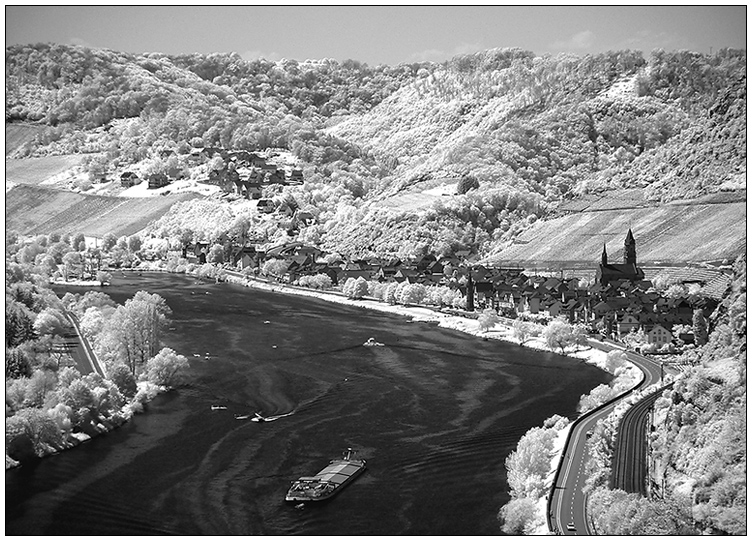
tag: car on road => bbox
[567,522,576,532]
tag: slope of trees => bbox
[5,44,746,260]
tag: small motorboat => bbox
[235,414,252,420]
[211,405,227,411]
[363,337,384,347]
[251,411,293,423]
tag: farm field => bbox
[5,184,198,238]
[5,123,44,156]
[5,155,83,185]
[487,193,746,268]
[377,182,457,210]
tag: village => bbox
[179,226,728,353]
[69,143,732,355]
[117,146,303,201]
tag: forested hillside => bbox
[5,44,746,261]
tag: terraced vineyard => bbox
[487,190,746,268]
[5,184,198,238]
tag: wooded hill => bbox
[5,44,747,264]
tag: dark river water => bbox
[7,273,610,535]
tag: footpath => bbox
[62,311,107,377]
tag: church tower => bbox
[601,244,608,267]
[624,228,636,266]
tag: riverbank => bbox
[5,380,166,469]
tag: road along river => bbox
[7,273,611,535]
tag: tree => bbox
[623,327,648,350]
[693,308,709,346]
[73,290,116,317]
[72,233,86,251]
[261,258,289,279]
[207,244,224,264]
[477,307,500,332]
[35,254,59,277]
[543,318,587,354]
[61,251,82,281]
[80,306,106,339]
[457,174,480,194]
[108,362,138,398]
[230,215,251,245]
[208,155,226,174]
[512,319,539,345]
[33,307,69,337]
[127,235,142,253]
[24,369,58,408]
[96,270,112,286]
[6,299,36,347]
[178,228,194,257]
[98,291,171,375]
[400,283,426,305]
[604,349,628,373]
[499,497,538,535]
[6,347,32,379]
[343,277,369,299]
[9,407,64,456]
[383,282,399,304]
[142,347,190,387]
[101,233,118,251]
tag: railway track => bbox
[610,383,673,496]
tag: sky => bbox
[4,5,747,65]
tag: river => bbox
[6,273,611,535]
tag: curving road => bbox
[549,340,662,535]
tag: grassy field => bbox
[487,193,747,268]
[6,184,198,238]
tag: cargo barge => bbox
[285,448,366,503]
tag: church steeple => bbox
[601,243,608,266]
[624,228,636,266]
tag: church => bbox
[596,229,645,286]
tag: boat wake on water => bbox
[249,411,294,422]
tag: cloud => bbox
[551,30,596,51]
[407,42,485,63]
[615,30,687,52]
[407,48,447,63]
[69,37,96,49]
[240,50,283,62]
